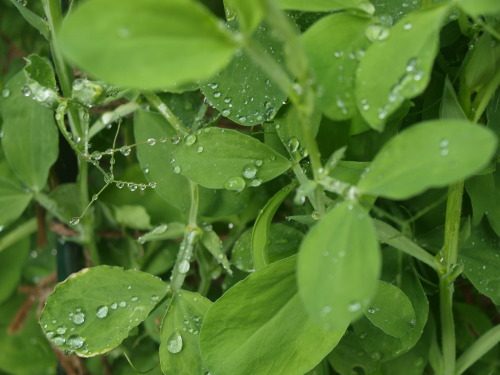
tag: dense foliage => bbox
[0,0,499,374]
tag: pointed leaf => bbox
[0,161,32,228]
[160,291,212,375]
[277,0,374,13]
[200,256,346,375]
[173,127,291,190]
[355,4,451,130]
[357,120,498,199]
[40,266,168,357]
[58,0,240,89]
[297,201,381,330]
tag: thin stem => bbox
[440,276,456,375]
[78,161,100,265]
[442,182,464,268]
[0,218,37,253]
[455,325,500,375]
[143,92,189,136]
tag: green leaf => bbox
[40,266,168,357]
[0,237,29,304]
[58,0,240,89]
[485,169,500,236]
[277,0,375,13]
[364,281,416,338]
[224,0,266,34]
[160,291,212,375]
[233,222,303,272]
[201,22,288,126]
[371,0,421,23]
[440,77,467,120]
[173,127,291,190]
[113,204,153,230]
[463,33,500,94]
[465,173,495,226]
[297,201,381,330]
[357,120,498,200]
[138,223,186,243]
[251,182,296,269]
[24,55,57,91]
[200,227,231,274]
[457,0,500,17]
[460,224,500,305]
[355,4,451,130]
[0,161,32,227]
[200,256,347,375]
[302,13,371,120]
[1,72,58,191]
[7,0,50,40]
[0,295,56,375]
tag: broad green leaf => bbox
[277,0,375,13]
[224,0,266,34]
[364,281,416,338]
[233,222,303,272]
[372,0,420,23]
[201,22,288,126]
[457,0,500,17]
[357,120,498,200]
[302,13,371,120]
[1,72,58,191]
[353,251,429,360]
[58,0,240,89]
[460,224,500,304]
[113,205,153,230]
[134,110,251,217]
[252,182,296,269]
[173,127,291,189]
[355,4,451,130]
[297,201,381,330]
[0,295,56,375]
[40,266,168,356]
[160,291,212,375]
[200,256,347,375]
[0,161,32,227]
[0,237,29,304]
[465,173,495,226]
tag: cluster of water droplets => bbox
[21,81,59,108]
[166,297,205,355]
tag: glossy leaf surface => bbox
[357,120,498,199]
[58,0,239,89]
[277,0,374,12]
[298,201,381,330]
[40,266,168,356]
[200,256,346,375]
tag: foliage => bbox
[0,0,499,374]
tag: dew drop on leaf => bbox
[67,335,84,350]
[167,330,183,354]
[185,134,197,146]
[242,165,257,179]
[348,301,361,312]
[224,177,245,191]
[72,312,85,325]
[56,326,67,335]
[53,336,66,346]
[96,305,108,318]
[179,260,190,274]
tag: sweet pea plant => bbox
[0,0,499,374]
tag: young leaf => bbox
[357,120,498,200]
[23,54,59,109]
[297,201,381,330]
[364,281,416,338]
[40,266,168,357]
[355,4,451,130]
[302,13,371,121]
[457,0,500,17]
[160,291,212,375]
[465,173,495,226]
[58,0,240,89]
[201,22,288,126]
[201,227,231,274]
[277,0,374,13]
[224,0,266,34]
[200,256,347,375]
[173,127,291,190]
[1,72,58,191]
[252,182,296,269]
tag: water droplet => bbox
[224,177,245,191]
[185,134,197,145]
[131,297,138,302]
[111,303,118,309]
[222,109,231,116]
[2,89,10,97]
[67,335,84,350]
[119,301,126,308]
[197,146,204,153]
[255,159,263,167]
[441,148,449,156]
[72,312,85,325]
[173,166,182,174]
[213,92,221,98]
[148,182,157,188]
[56,326,67,335]
[179,260,190,273]
[147,138,156,146]
[152,295,159,301]
[139,184,147,191]
[371,351,382,361]
[406,58,418,72]
[116,182,124,189]
[53,336,66,346]
[120,146,131,156]
[334,50,344,58]
[320,306,332,316]
[403,22,413,30]
[365,24,390,42]
[367,307,376,314]
[22,85,31,97]
[70,217,80,225]
[440,139,449,147]
[128,183,137,191]
[249,178,262,187]
[242,165,257,179]
[167,331,183,354]
[96,305,108,318]
[348,301,361,312]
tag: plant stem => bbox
[455,325,500,375]
[143,92,189,136]
[0,218,37,253]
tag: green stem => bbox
[170,181,200,292]
[0,218,37,253]
[440,276,456,375]
[143,92,189,136]
[455,325,500,375]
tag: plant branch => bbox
[143,92,189,136]
[455,325,500,375]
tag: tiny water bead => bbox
[242,165,257,179]
[197,146,204,153]
[1,88,10,97]
[364,24,390,42]
[111,303,118,309]
[224,176,246,191]
[179,260,190,274]
[173,166,182,174]
[116,182,124,189]
[70,217,80,226]
[96,305,109,318]
[147,138,156,146]
[348,301,362,312]
[56,326,67,335]
[67,335,84,350]
[120,146,131,156]
[53,336,66,347]
[72,311,85,325]
[185,134,197,145]
[167,331,183,354]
